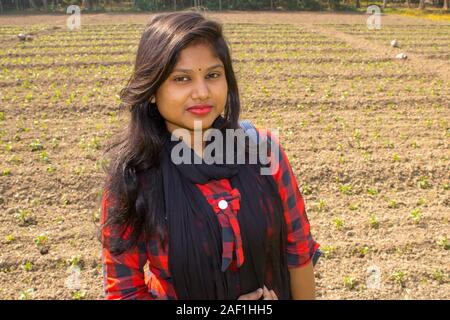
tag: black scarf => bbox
[161,116,291,299]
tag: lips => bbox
[187,104,213,116]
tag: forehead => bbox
[175,42,221,67]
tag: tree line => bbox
[0,0,448,13]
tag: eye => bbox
[174,76,190,83]
[207,72,221,79]
[173,73,221,82]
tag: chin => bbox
[186,116,218,130]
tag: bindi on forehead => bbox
[172,64,224,73]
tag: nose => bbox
[191,79,210,101]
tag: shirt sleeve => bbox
[100,187,154,300]
[265,129,321,269]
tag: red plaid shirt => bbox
[101,130,320,300]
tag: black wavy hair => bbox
[99,10,242,255]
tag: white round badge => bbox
[218,200,228,210]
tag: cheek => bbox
[214,80,228,106]
[157,86,187,113]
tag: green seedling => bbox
[321,245,337,259]
[67,255,84,269]
[22,261,33,272]
[30,139,44,151]
[18,288,34,300]
[387,199,398,209]
[34,235,48,247]
[369,214,379,229]
[339,184,352,195]
[417,176,430,189]
[358,246,369,257]
[437,236,449,250]
[392,153,400,162]
[416,198,427,206]
[431,269,446,284]
[333,217,344,231]
[72,290,86,300]
[317,199,326,212]
[410,208,421,225]
[391,270,407,287]
[302,184,313,195]
[16,209,34,226]
[343,276,357,290]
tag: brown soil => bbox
[0,12,448,300]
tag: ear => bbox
[150,96,156,104]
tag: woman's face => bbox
[155,41,228,136]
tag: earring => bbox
[148,100,160,118]
[150,96,156,104]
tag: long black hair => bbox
[99,11,242,255]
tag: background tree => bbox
[29,0,38,9]
[2,0,449,12]
[418,0,426,9]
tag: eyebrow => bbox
[172,64,224,73]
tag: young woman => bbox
[100,10,320,300]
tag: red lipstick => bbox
[187,104,213,116]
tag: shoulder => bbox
[248,125,290,180]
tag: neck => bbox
[167,126,208,158]
[190,129,206,158]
